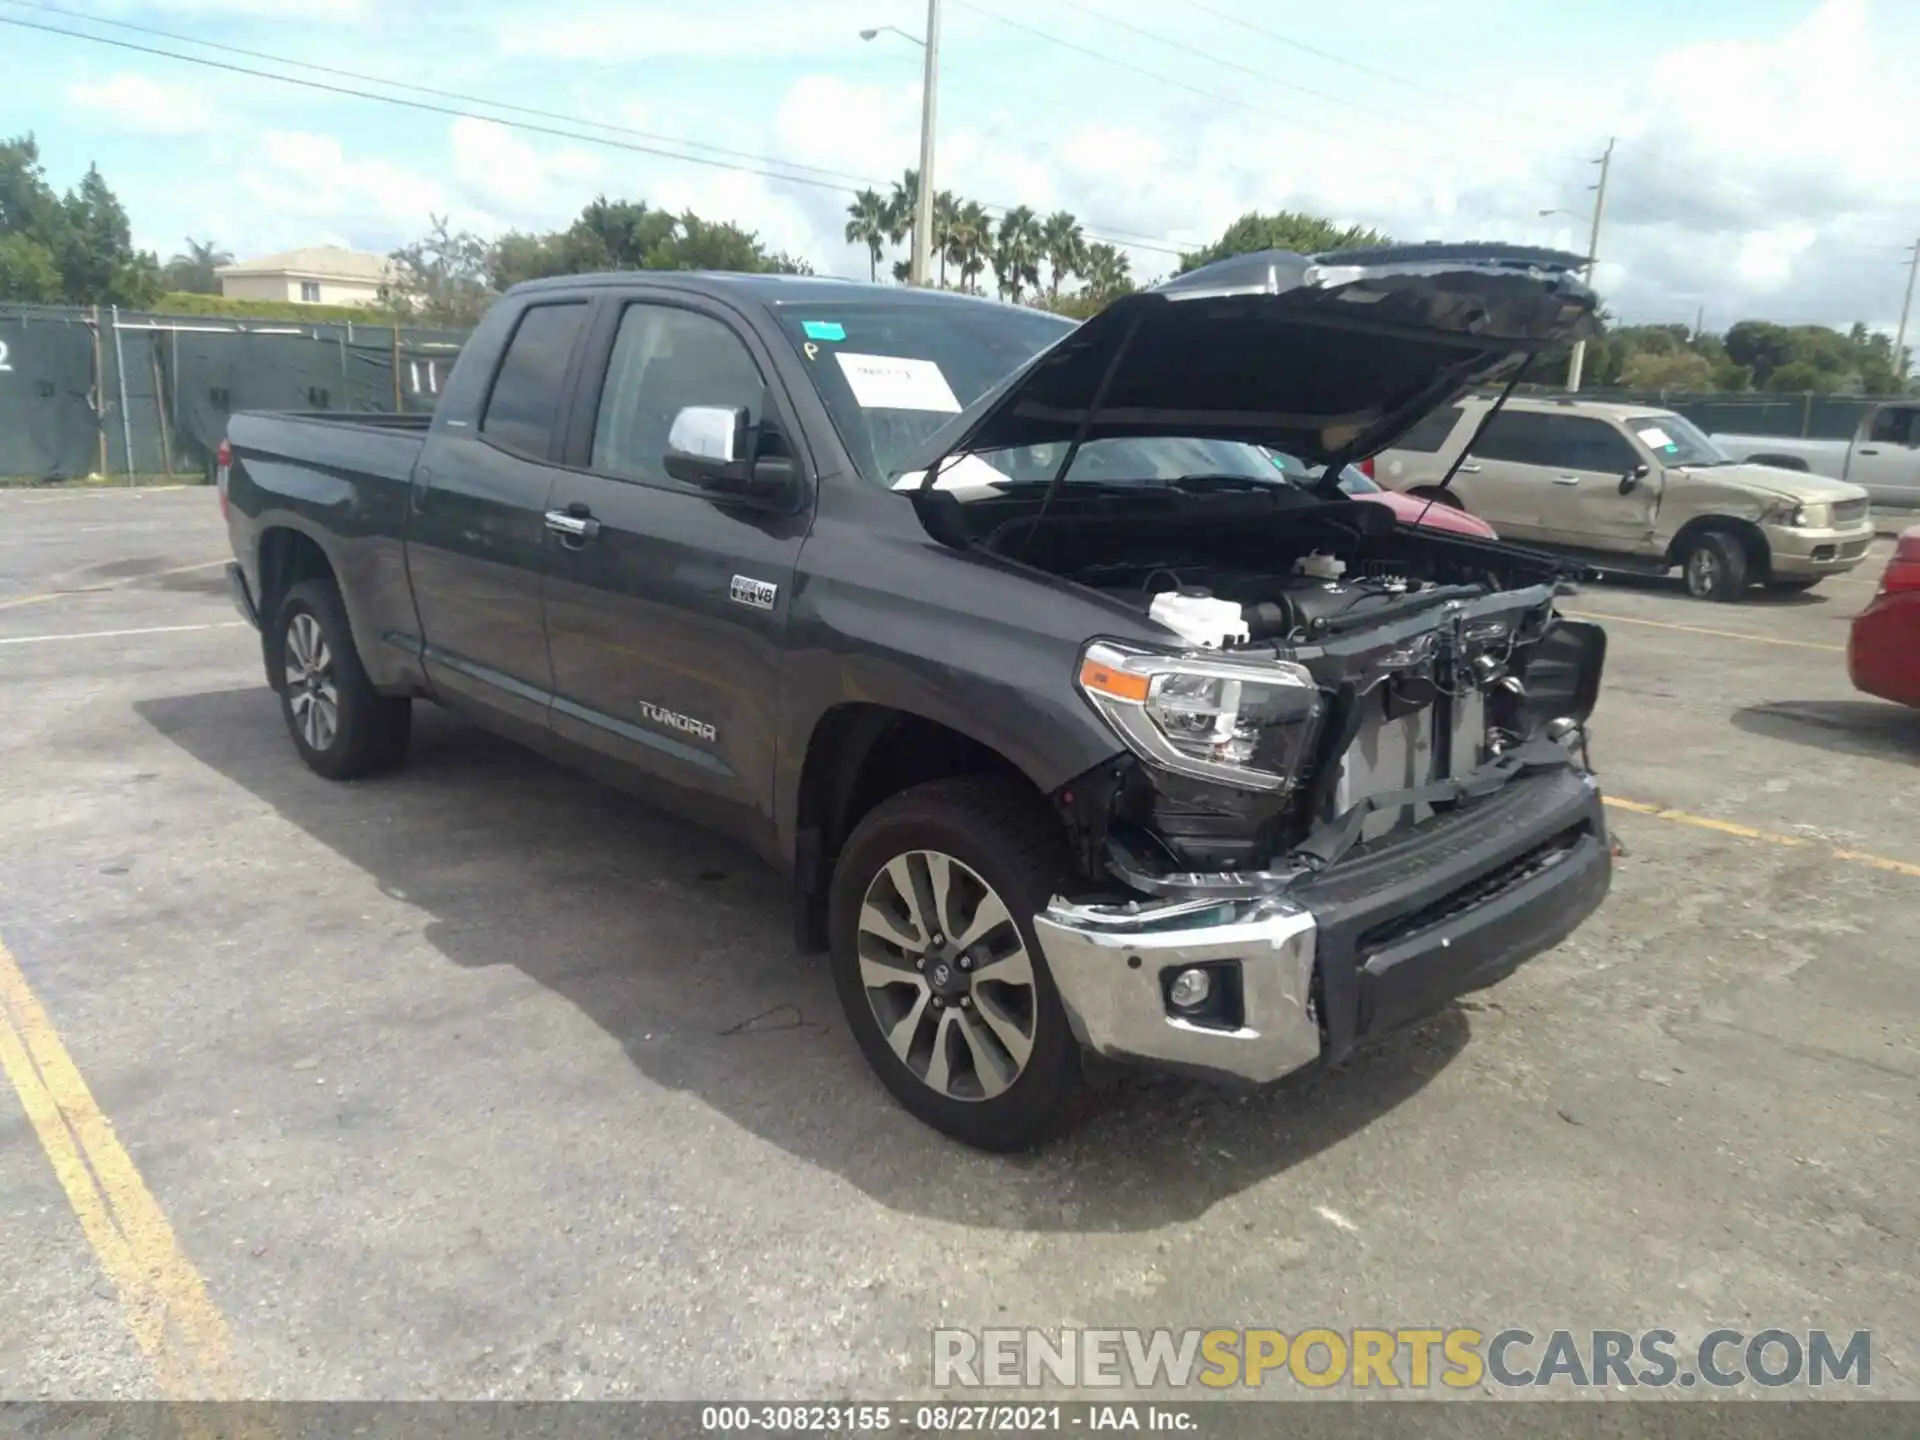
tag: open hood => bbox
[904,243,1598,495]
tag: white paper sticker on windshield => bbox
[835,352,962,413]
[1638,426,1675,450]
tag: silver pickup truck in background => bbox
[1716,400,1920,510]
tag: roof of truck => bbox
[507,269,1030,314]
[1460,395,1675,420]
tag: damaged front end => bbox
[893,242,1615,1085]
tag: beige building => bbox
[216,245,393,307]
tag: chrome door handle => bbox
[1552,475,1582,485]
[545,510,601,540]
[1455,463,1482,474]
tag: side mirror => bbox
[662,405,793,501]
[1618,462,1650,495]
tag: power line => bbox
[0,9,1191,258]
[950,0,1350,142]
[1055,0,1498,147]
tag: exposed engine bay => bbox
[1013,495,1609,895]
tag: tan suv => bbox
[1371,397,1875,601]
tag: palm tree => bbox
[1040,210,1085,301]
[933,190,959,288]
[948,199,992,294]
[884,168,919,281]
[991,207,1042,304]
[1081,241,1133,302]
[843,189,888,282]
[163,236,233,295]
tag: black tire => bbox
[827,776,1083,1151]
[1681,531,1750,602]
[1767,577,1820,593]
[270,578,411,779]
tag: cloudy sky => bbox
[10,0,1919,334]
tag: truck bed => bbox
[227,410,432,487]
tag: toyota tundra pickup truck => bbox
[220,244,1613,1150]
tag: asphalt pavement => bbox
[0,486,1915,1405]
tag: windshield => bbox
[1627,413,1729,467]
[772,299,1074,483]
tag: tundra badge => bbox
[730,575,779,611]
[637,700,717,744]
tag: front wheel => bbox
[827,777,1083,1151]
[1682,532,1750,602]
[272,578,412,779]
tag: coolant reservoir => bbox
[1294,551,1347,580]
[1148,588,1250,650]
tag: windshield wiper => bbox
[1162,472,1284,493]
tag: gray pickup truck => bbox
[220,245,1613,1150]
[1717,399,1920,510]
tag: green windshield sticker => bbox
[802,320,846,342]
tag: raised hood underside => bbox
[905,242,1599,488]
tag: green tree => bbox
[1177,209,1388,272]
[1040,209,1084,300]
[53,164,159,306]
[161,236,231,295]
[843,187,888,282]
[0,231,62,301]
[991,206,1042,303]
[932,190,958,287]
[1620,348,1715,391]
[946,199,991,294]
[1080,240,1133,301]
[884,168,919,267]
[383,215,496,326]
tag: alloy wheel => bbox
[284,611,339,751]
[1686,547,1720,598]
[855,849,1038,1102]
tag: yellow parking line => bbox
[0,558,229,612]
[1563,609,1845,652]
[1605,797,1920,879]
[0,936,248,1401]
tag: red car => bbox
[1344,461,1499,540]
[1848,525,1920,709]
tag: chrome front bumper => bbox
[1032,894,1321,1086]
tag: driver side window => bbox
[591,304,765,486]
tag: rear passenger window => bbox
[1473,411,1556,465]
[590,304,766,485]
[480,302,588,458]
[1868,407,1916,446]
[1534,416,1640,473]
[1392,404,1465,452]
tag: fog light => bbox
[1168,968,1212,1010]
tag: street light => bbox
[861,3,941,288]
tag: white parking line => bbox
[0,622,246,647]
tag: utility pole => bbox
[911,0,942,288]
[1566,136,1614,394]
[1896,237,1919,388]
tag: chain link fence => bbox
[0,302,469,484]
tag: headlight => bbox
[1785,502,1831,528]
[1076,641,1324,793]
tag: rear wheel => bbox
[1682,532,1749,602]
[827,777,1082,1151]
[271,578,411,779]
